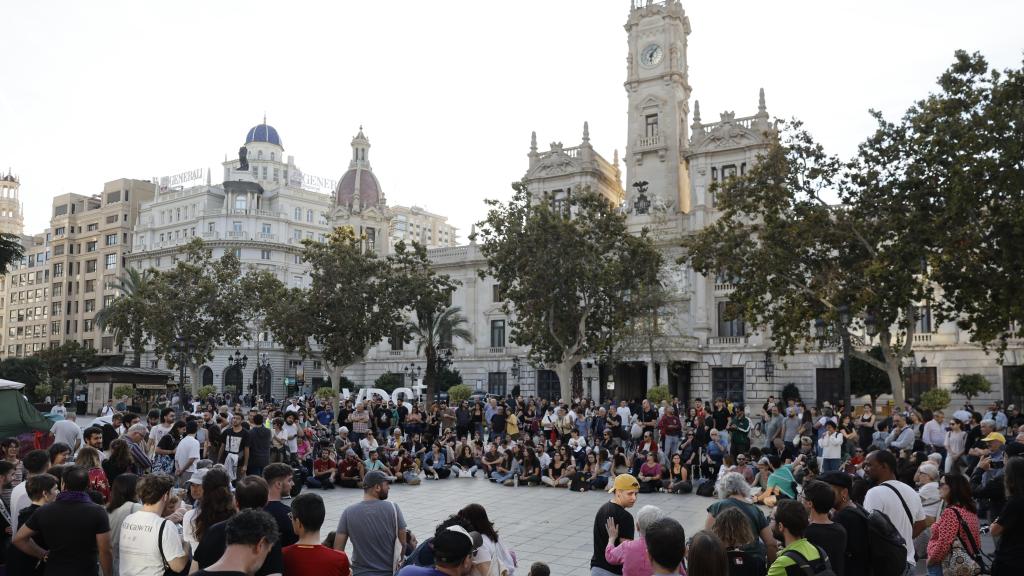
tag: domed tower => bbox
[0,170,24,236]
[223,119,287,187]
[332,127,390,254]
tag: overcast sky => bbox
[3,0,1021,239]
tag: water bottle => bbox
[513,474,519,487]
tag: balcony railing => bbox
[709,336,748,346]
[488,347,506,355]
[636,134,663,150]
[714,283,736,292]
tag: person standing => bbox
[766,499,832,576]
[658,407,683,458]
[248,415,272,477]
[590,474,639,576]
[989,455,1024,576]
[9,450,49,534]
[817,471,869,573]
[222,414,250,481]
[176,420,201,486]
[801,480,846,576]
[283,493,351,576]
[862,450,926,575]
[13,465,112,576]
[818,421,844,473]
[262,463,298,548]
[333,470,408,576]
[193,510,279,576]
[149,408,176,454]
[727,406,750,459]
[49,413,82,454]
[117,474,189,576]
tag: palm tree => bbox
[95,268,156,367]
[408,306,472,404]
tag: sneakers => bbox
[503,479,514,486]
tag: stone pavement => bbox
[316,476,712,576]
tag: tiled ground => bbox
[316,476,712,576]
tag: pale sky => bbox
[3,0,1021,239]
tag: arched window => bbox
[271,152,275,161]
[257,150,263,160]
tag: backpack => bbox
[696,477,716,497]
[849,504,910,576]
[782,546,837,576]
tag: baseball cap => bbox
[186,468,208,485]
[339,426,349,433]
[607,473,640,493]
[982,432,1006,443]
[432,525,482,565]
[363,470,390,489]
[818,471,853,490]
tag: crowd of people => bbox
[0,391,1020,576]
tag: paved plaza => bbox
[317,477,711,576]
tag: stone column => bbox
[647,361,656,390]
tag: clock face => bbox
[641,44,664,67]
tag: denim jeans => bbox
[822,458,841,473]
[591,567,620,576]
[491,470,513,483]
[926,563,943,576]
[664,434,681,457]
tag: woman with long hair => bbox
[990,456,1024,576]
[664,452,691,494]
[107,473,141,576]
[1,437,22,508]
[102,439,133,485]
[153,420,185,475]
[192,467,235,546]
[944,418,967,474]
[710,507,765,576]
[926,473,982,576]
[75,446,110,502]
[856,404,876,451]
[458,503,517,576]
[686,530,729,576]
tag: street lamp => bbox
[403,362,422,384]
[510,356,521,381]
[254,352,270,401]
[61,358,79,410]
[172,337,196,413]
[864,311,879,339]
[815,307,852,408]
[225,349,248,399]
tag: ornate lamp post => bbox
[225,349,248,400]
[254,352,271,401]
[510,356,521,381]
[61,358,79,410]
[172,337,196,413]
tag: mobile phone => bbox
[992,460,1004,469]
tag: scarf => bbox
[56,490,94,504]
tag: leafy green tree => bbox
[845,346,893,403]
[448,383,472,404]
[865,52,1024,351]
[920,388,952,413]
[406,305,471,404]
[113,384,134,400]
[374,372,403,393]
[264,286,317,359]
[95,267,156,367]
[475,185,662,400]
[36,341,101,402]
[0,233,24,274]
[142,239,253,394]
[952,373,992,405]
[0,356,44,398]
[437,367,463,391]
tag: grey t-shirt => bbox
[782,416,801,442]
[337,499,407,576]
[764,416,784,446]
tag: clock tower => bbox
[624,0,691,215]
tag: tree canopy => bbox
[474,184,662,400]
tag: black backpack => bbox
[848,492,911,576]
[695,477,716,497]
[782,546,837,576]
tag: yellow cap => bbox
[607,473,640,493]
[982,432,1006,443]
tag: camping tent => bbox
[0,380,53,438]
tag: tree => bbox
[95,267,156,367]
[845,346,893,403]
[952,373,992,405]
[301,228,410,406]
[0,356,44,398]
[375,372,403,393]
[475,184,662,401]
[437,367,463,391]
[0,233,24,274]
[448,384,472,404]
[920,388,952,413]
[36,341,102,402]
[142,239,254,394]
[407,305,471,403]
[867,52,1024,352]
[386,241,461,405]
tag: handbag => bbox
[391,501,405,573]
[941,508,987,576]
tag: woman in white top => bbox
[818,420,845,473]
[943,417,967,474]
[106,474,143,576]
[458,503,517,576]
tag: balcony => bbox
[226,231,249,240]
[709,336,748,347]
[636,134,663,151]
[714,283,736,293]
[487,347,506,355]
[912,332,957,346]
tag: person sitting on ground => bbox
[311,447,337,490]
[637,452,663,493]
[363,449,397,482]
[457,503,518,576]
[193,509,279,576]
[766,499,834,576]
[396,523,482,576]
[336,450,364,488]
[423,443,452,480]
[644,517,688,576]
[283,493,351,576]
[605,505,666,576]
[801,480,846,576]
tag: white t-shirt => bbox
[284,422,300,452]
[616,406,632,422]
[863,480,926,564]
[118,510,186,576]
[473,534,517,576]
[50,419,82,450]
[181,507,200,549]
[175,435,201,473]
[9,482,28,532]
[149,423,173,448]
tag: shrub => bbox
[647,385,670,404]
[314,387,339,401]
[781,383,802,403]
[375,372,403,393]
[952,373,992,403]
[197,385,216,400]
[33,382,52,402]
[920,388,952,412]
[112,385,134,400]
[448,384,472,403]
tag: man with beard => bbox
[766,499,833,576]
[334,470,408,576]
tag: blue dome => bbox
[245,124,282,147]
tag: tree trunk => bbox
[132,348,142,368]
[886,359,905,408]
[189,365,200,396]
[424,346,437,408]
[555,361,574,403]
[327,363,345,417]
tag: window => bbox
[717,301,746,337]
[293,229,302,241]
[233,221,243,233]
[103,295,114,307]
[53,244,64,256]
[234,196,247,210]
[490,319,506,348]
[260,250,271,260]
[262,223,271,234]
[50,321,60,335]
[84,319,94,332]
[306,209,313,223]
[53,263,63,277]
[54,227,65,236]
[492,284,503,303]
[295,207,301,220]
[389,326,405,351]
[273,168,279,182]
[645,114,659,137]
[488,372,508,397]
[208,222,215,233]
[916,305,933,334]
[105,254,117,270]
[51,302,60,316]
[262,167,267,180]
[86,241,97,252]
[712,367,745,404]
[52,283,62,297]
[87,223,98,231]
[86,260,97,273]
[84,299,95,312]
[366,227,376,252]
[232,248,241,259]
[85,280,95,292]
[105,234,117,246]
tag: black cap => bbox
[363,470,390,490]
[432,526,482,565]
[818,471,853,490]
